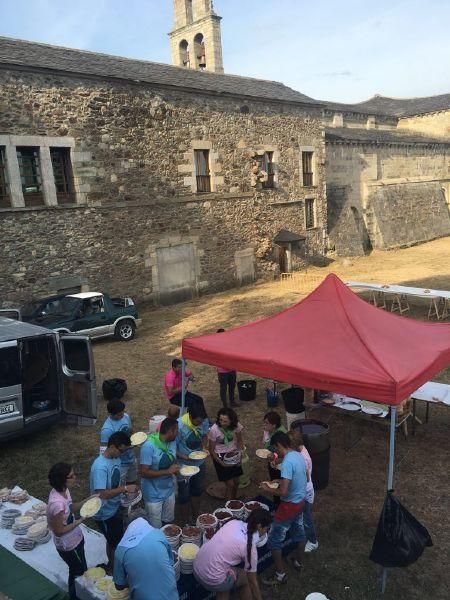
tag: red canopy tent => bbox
[182,273,450,406]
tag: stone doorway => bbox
[156,243,197,304]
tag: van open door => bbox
[59,335,97,420]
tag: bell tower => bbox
[169,0,224,74]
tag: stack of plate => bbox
[213,508,233,528]
[8,490,29,504]
[225,500,245,519]
[178,543,199,575]
[12,515,34,535]
[161,524,182,551]
[196,513,218,533]
[106,582,129,600]
[120,490,142,509]
[27,522,50,544]
[0,488,11,502]
[14,537,35,551]
[94,576,113,595]
[172,550,181,581]
[181,525,202,547]
[243,500,270,520]
[1,508,21,528]
[25,502,47,520]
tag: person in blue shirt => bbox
[139,418,180,528]
[176,399,210,524]
[260,431,307,586]
[90,431,138,571]
[113,514,178,600]
[100,399,137,484]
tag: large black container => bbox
[237,379,257,402]
[291,419,330,491]
[102,378,127,400]
[281,386,305,413]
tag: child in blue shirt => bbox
[100,399,137,484]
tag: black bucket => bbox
[237,380,257,402]
[102,378,127,400]
[291,419,330,491]
[281,386,305,413]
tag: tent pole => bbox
[382,405,397,594]
[181,358,186,415]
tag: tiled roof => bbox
[0,36,319,107]
[325,127,450,145]
[323,94,450,118]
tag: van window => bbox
[0,346,21,387]
[64,339,89,372]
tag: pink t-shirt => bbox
[164,368,191,400]
[47,488,83,551]
[194,519,257,586]
[217,366,233,374]
[208,422,243,455]
[300,446,314,502]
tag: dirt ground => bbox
[2,237,450,600]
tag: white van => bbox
[0,317,97,442]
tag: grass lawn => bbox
[2,237,450,600]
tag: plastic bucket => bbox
[266,388,278,408]
[148,415,165,433]
[237,380,257,402]
[281,387,305,413]
[291,419,330,491]
[286,410,305,430]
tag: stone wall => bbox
[0,69,326,304]
[326,141,450,254]
[398,110,450,140]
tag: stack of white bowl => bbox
[196,513,218,533]
[225,500,245,520]
[172,550,181,581]
[243,500,270,520]
[181,525,202,547]
[1,509,22,528]
[161,524,182,551]
[12,515,34,535]
[213,508,233,528]
[27,521,51,544]
[178,543,199,575]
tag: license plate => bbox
[0,403,15,415]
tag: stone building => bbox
[323,95,450,255]
[0,36,327,304]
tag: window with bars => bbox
[16,147,44,206]
[194,149,211,193]
[260,151,275,189]
[0,147,10,208]
[302,151,314,186]
[305,197,316,229]
[50,147,75,204]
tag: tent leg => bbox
[381,406,397,594]
[181,358,186,415]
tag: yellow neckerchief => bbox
[181,412,202,438]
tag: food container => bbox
[244,500,270,520]
[213,508,234,528]
[178,543,200,575]
[173,550,181,582]
[181,525,202,547]
[148,415,165,433]
[196,513,218,532]
[106,582,130,599]
[223,450,241,466]
[161,524,182,550]
[225,500,245,519]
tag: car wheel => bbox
[115,319,136,341]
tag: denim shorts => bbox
[268,510,306,550]
[177,462,206,504]
[194,570,236,592]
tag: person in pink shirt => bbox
[164,358,203,408]
[194,508,272,599]
[216,328,240,408]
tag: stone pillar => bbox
[4,143,25,207]
[39,146,58,206]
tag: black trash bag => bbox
[370,490,432,567]
[102,378,127,400]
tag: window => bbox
[194,33,206,69]
[50,148,75,204]
[261,152,275,189]
[63,339,90,372]
[305,198,316,229]
[16,147,44,206]
[194,149,211,192]
[0,147,10,208]
[302,151,314,186]
[0,346,20,387]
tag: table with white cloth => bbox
[345,280,450,319]
[410,381,450,433]
[0,487,107,593]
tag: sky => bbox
[0,0,449,103]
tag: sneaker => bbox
[262,572,287,586]
[305,541,319,553]
[288,556,303,572]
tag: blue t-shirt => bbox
[176,417,209,466]
[140,439,176,502]
[280,450,307,504]
[100,414,134,465]
[90,454,122,520]
[114,529,178,600]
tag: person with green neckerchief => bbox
[208,407,245,501]
[139,418,180,528]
